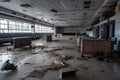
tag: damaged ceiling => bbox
[0,0,113,27]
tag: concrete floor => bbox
[0,36,119,80]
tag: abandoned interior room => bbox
[0,0,120,80]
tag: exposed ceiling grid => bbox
[0,0,105,27]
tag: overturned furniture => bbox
[81,39,110,55]
[13,37,31,49]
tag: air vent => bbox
[20,4,32,8]
[0,0,10,2]
[84,1,91,8]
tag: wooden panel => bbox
[95,40,110,54]
[81,39,110,55]
[81,39,95,54]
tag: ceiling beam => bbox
[0,6,54,27]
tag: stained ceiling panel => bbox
[0,0,105,27]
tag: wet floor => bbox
[0,36,119,80]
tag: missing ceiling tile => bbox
[51,9,58,13]
[84,1,91,5]
[20,4,32,8]
[84,1,91,8]
[0,0,10,2]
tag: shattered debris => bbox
[47,52,60,57]
[52,40,60,42]
[47,61,68,70]
[77,57,88,61]
[77,54,93,60]
[43,47,63,52]
[63,47,75,50]
[24,62,34,66]
[59,55,74,61]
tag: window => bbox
[35,24,55,33]
[0,18,55,33]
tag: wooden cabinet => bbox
[81,39,110,55]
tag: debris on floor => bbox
[47,61,68,70]
[24,62,34,66]
[77,54,93,60]
[59,55,74,61]
[32,47,43,53]
[43,47,63,53]
[52,40,60,42]
[63,46,75,50]
[77,57,88,61]
[33,45,48,49]
[1,60,17,71]
[47,52,60,57]
[83,54,93,58]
